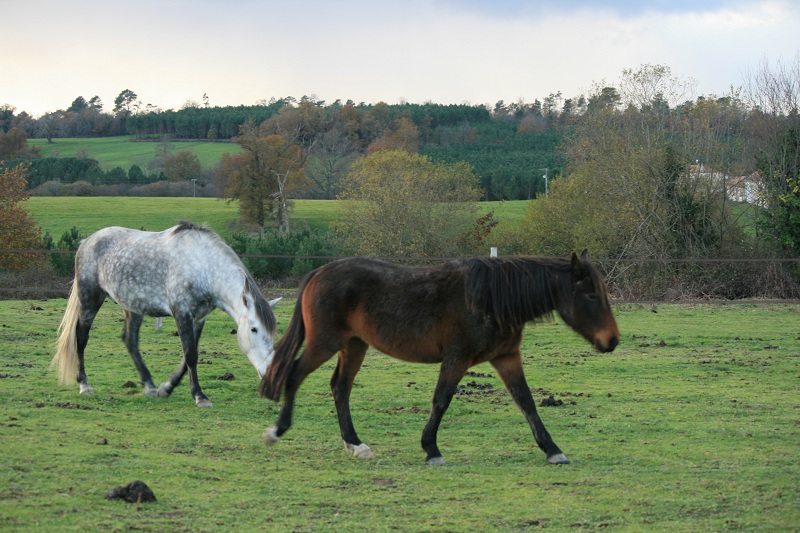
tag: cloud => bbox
[1,0,797,116]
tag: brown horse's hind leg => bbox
[330,338,373,458]
[490,350,568,464]
[421,356,471,465]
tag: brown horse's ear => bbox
[581,249,590,262]
[571,251,587,281]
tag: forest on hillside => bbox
[1,61,799,301]
[0,95,566,201]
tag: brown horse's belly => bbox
[355,331,445,365]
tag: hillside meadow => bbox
[0,299,797,531]
[28,137,242,171]
[25,197,530,242]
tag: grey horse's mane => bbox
[169,220,241,265]
[170,220,276,332]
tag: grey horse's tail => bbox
[52,278,81,385]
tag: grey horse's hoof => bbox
[426,456,446,466]
[143,387,159,398]
[157,383,173,398]
[195,397,213,408]
[547,453,570,464]
[79,383,94,395]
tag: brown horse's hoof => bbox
[547,453,569,464]
[263,427,280,445]
[344,442,375,459]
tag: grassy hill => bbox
[28,136,241,171]
[26,197,530,241]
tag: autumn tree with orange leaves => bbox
[0,163,44,271]
[219,120,307,235]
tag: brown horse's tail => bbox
[258,276,309,402]
[51,278,81,385]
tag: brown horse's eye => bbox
[586,293,598,302]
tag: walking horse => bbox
[259,251,619,464]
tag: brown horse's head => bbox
[556,250,620,353]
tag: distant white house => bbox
[688,164,764,206]
[727,171,764,205]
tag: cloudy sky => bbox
[1,0,798,117]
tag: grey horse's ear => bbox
[268,297,282,308]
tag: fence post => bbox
[154,317,162,332]
[490,247,498,258]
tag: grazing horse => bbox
[52,221,280,407]
[259,251,620,465]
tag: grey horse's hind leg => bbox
[75,290,106,395]
[122,311,159,397]
[75,310,96,395]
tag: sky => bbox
[1,0,798,117]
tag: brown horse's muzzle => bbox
[594,322,621,353]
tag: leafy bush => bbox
[42,226,82,276]
[228,227,336,282]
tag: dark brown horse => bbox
[259,251,620,465]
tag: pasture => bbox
[28,137,242,171]
[1,299,797,531]
[26,197,528,240]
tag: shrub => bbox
[229,227,336,282]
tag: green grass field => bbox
[26,197,529,241]
[0,300,797,531]
[28,136,241,171]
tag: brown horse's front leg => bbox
[421,357,470,465]
[491,350,568,464]
[264,343,335,446]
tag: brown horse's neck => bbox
[464,257,570,331]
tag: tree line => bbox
[1,92,566,201]
[2,60,799,300]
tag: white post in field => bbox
[490,247,498,257]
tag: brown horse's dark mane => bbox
[463,256,572,332]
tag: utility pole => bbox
[541,168,549,196]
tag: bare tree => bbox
[744,54,800,253]
[304,126,356,199]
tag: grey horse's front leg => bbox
[169,313,212,407]
[122,310,159,396]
